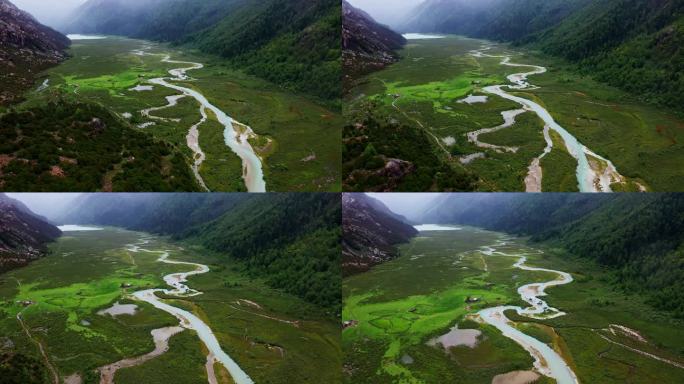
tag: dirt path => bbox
[17,310,59,384]
[594,331,684,369]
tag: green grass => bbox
[22,36,340,192]
[541,130,581,192]
[0,228,340,383]
[344,35,684,191]
[343,227,684,383]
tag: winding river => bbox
[125,238,254,384]
[469,46,627,192]
[474,237,579,384]
[132,47,266,192]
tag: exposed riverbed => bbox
[116,238,254,384]
[469,46,627,192]
[132,46,266,192]
[475,237,578,383]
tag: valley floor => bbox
[23,37,341,192]
[344,36,684,192]
[342,227,684,383]
[0,228,340,384]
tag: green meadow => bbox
[0,229,340,384]
[342,227,684,383]
[344,36,684,191]
[28,37,341,192]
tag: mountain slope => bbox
[65,0,341,102]
[400,0,683,109]
[342,0,406,91]
[420,193,684,317]
[0,194,61,273]
[342,193,418,275]
[0,0,70,105]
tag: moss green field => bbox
[0,229,340,383]
[345,36,684,191]
[26,37,341,192]
[342,227,684,383]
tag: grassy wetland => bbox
[0,228,340,384]
[27,36,341,192]
[342,226,684,383]
[344,36,684,192]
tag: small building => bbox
[343,320,359,330]
[120,283,133,288]
[465,296,480,304]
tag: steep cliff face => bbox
[342,0,406,90]
[0,194,61,273]
[342,193,417,275]
[0,0,70,104]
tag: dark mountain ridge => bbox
[342,193,418,275]
[342,0,406,91]
[0,0,70,105]
[0,193,61,273]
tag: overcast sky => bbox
[367,193,439,221]
[347,0,425,27]
[10,0,87,27]
[7,193,82,220]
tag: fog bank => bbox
[10,0,87,28]
[7,193,82,221]
[347,0,425,28]
[367,193,440,222]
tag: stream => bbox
[124,238,254,384]
[476,238,579,384]
[131,47,266,192]
[470,46,627,192]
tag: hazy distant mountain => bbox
[0,0,70,105]
[342,0,406,89]
[57,193,249,233]
[63,0,167,36]
[400,0,589,39]
[0,193,61,273]
[399,0,684,108]
[342,193,417,275]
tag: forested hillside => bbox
[0,101,199,192]
[180,194,341,311]
[420,193,684,318]
[400,0,684,109]
[65,0,341,103]
[56,193,341,312]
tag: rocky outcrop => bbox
[0,194,61,273]
[0,0,70,104]
[342,0,406,90]
[342,193,417,275]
